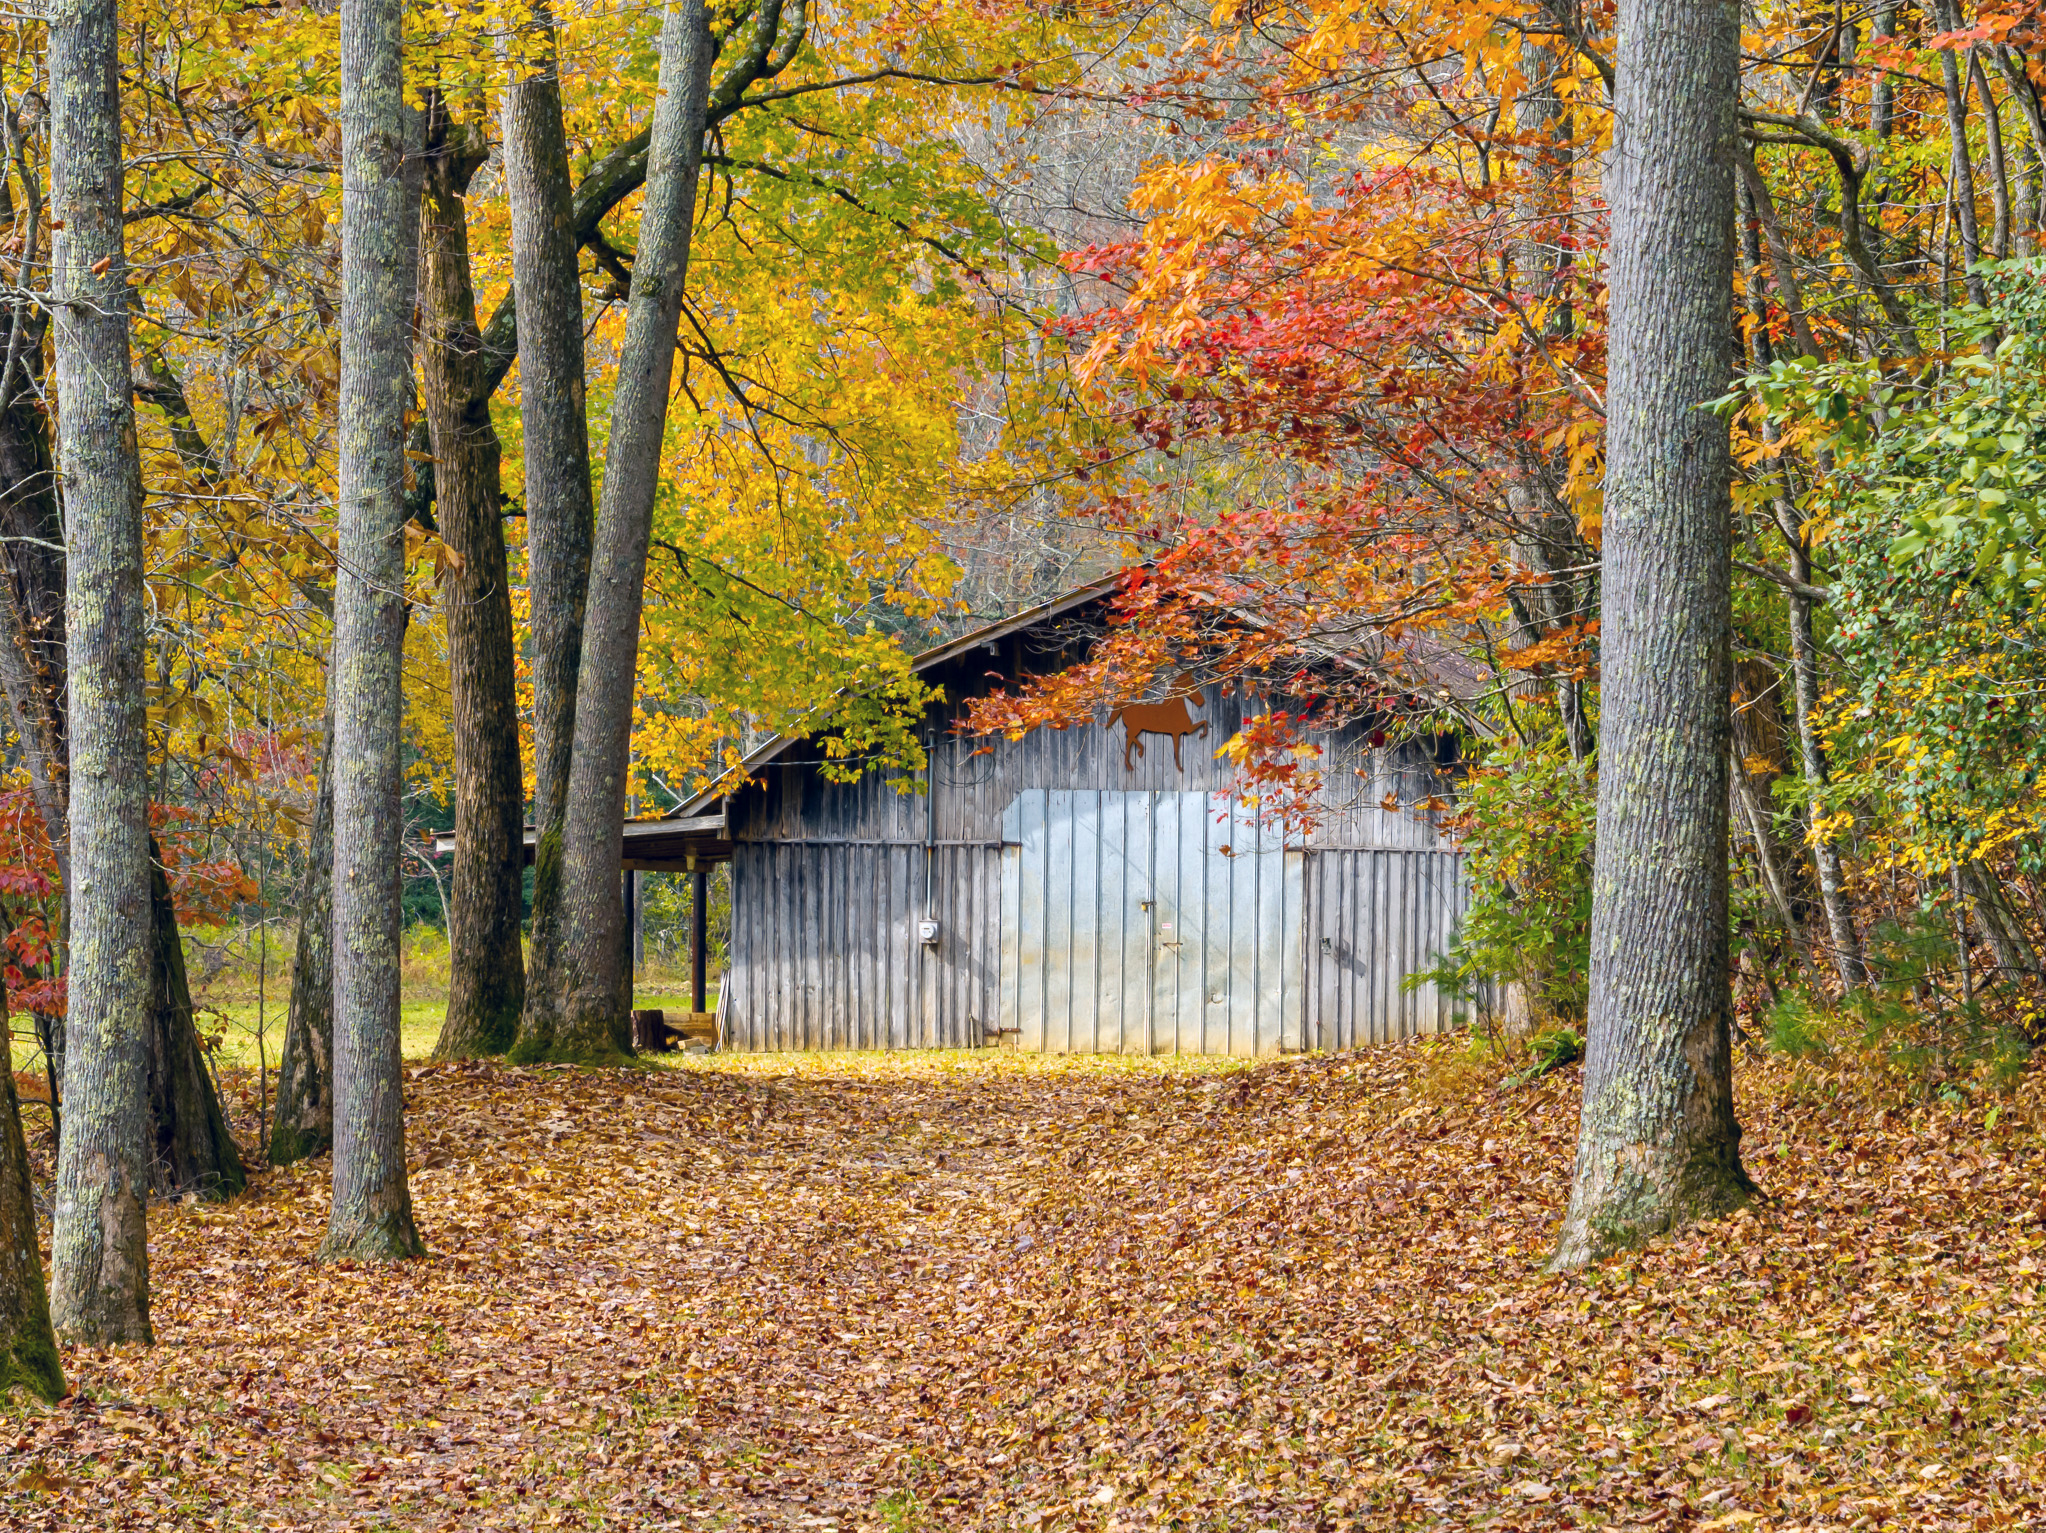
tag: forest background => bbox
[0,0,2041,1259]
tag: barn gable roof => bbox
[552,569,1480,867]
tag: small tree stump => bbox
[631,1008,679,1053]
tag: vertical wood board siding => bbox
[727,683,1455,852]
[717,679,1467,1055]
[1302,849,1468,1047]
[723,841,999,1050]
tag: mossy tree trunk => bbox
[271,707,335,1164]
[0,1007,63,1401]
[145,843,245,1196]
[47,0,157,1344]
[501,4,595,1049]
[322,0,425,1262]
[1552,0,1756,1271]
[535,0,714,1064]
[419,91,526,1060]
[4,269,246,1208]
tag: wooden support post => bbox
[691,865,707,1015]
[621,866,636,991]
[631,869,643,972]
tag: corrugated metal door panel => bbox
[1280,848,1306,1052]
[1001,840,1022,1050]
[1000,790,1301,1058]
[1109,792,1151,1053]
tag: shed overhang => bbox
[431,812,733,872]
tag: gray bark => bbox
[420,93,525,1059]
[1992,45,2046,256]
[0,1013,63,1401]
[1933,1,1990,306]
[501,3,596,1044]
[322,0,425,1260]
[1553,0,1755,1270]
[1958,862,2044,988]
[270,706,335,1164]
[1734,164,1868,992]
[1771,467,1868,994]
[523,0,714,1062]
[1871,5,1899,142]
[144,842,245,1197]
[0,171,244,1208]
[46,0,156,1345]
[1971,52,2012,260]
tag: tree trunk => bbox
[1771,468,1868,994]
[271,707,335,1165]
[525,0,714,1064]
[1729,658,1811,949]
[0,387,70,901]
[145,844,246,1195]
[1933,1,1990,306]
[1871,5,1899,143]
[502,4,596,1044]
[1993,45,2046,256]
[1505,7,1595,761]
[46,0,157,1346]
[323,0,425,1261]
[0,1009,63,1401]
[420,92,526,1060]
[1,102,251,1213]
[1734,167,1868,992]
[1958,862,2044,990]
[1552,0,1755,1271]
[1971,51,2012,261]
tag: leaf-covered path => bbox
[9,1048,2046,1529]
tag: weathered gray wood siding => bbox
[730,685,1449,841]
[722,842,999,1050]
[1303,849,1468,1047]
[719,679,1466,1052]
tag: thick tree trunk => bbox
[0,219,247,1214]
[323,0,425,1261]
[0,1012,63,1401]
[271,709,335,1164]
[0,386,70,899]
[46,0,157,1346]
[1552,0,1755,1271]
[526,0,714,1063]
[420,94,526,1060]
[502,5,596,1044]
[145,845,246,1195]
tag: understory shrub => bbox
[1413,723,1594,1031]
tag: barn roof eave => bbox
[666,570,1131,820]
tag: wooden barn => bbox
[631,576,1474,1057]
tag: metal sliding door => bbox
[1000,790,1302,1057]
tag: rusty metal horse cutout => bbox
[1108,692,1210,771]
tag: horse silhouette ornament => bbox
[1108,692,1211,771]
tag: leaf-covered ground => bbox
[7,1045,2045,1530]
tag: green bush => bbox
[1412,725,1595,1030]
[1763,992,1831,1059]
